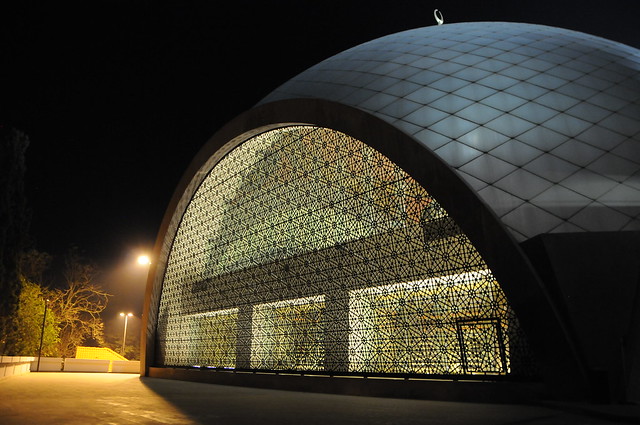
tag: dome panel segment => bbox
[261,22,640,240]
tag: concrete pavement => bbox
[1,372,639,424]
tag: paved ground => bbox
[1,373,639,425]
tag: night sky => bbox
[3,1,640,323]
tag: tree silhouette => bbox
[0,127,30,350]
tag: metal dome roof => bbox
[261,22,640,241]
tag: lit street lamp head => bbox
[137,255,151,266]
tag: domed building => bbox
[141,22,640,403]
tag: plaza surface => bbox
[1,373,639,425]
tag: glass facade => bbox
[155,125,536,376]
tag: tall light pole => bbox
[120,312,133,357]
[36,299,49,372]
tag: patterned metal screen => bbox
[155,126,536,377]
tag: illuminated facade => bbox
[154,126,534,377]
[143,22,640,402]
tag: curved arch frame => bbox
[142,98,589,398]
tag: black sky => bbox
[3,1,640,317]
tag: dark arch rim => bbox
[142,98,589,398]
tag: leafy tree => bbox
[2,277,58,356]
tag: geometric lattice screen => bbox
[156,126,537,377]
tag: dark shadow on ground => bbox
[138,376,628,425]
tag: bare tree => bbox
[49,253,110,357]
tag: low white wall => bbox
[111,360,140,373]
[20,357,140,374]
[1,356,35,364]
[1,356,35,378]
[30,357,64,372]
[63,358,110,372]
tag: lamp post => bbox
[36,299,49,372]
[119,312,133,356]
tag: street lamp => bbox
[119,312,133,356]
